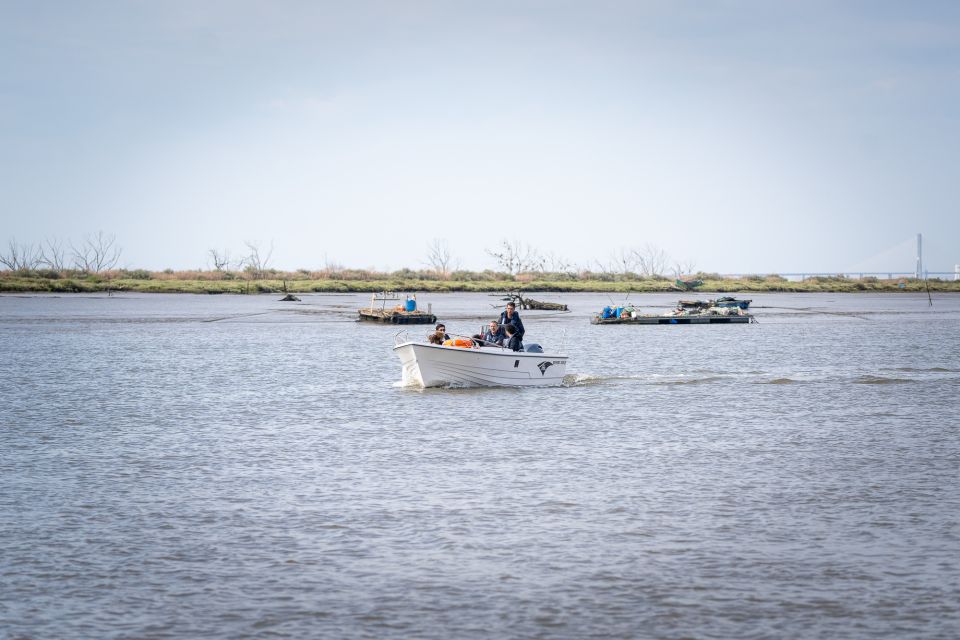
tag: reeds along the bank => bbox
[1,270,958,295]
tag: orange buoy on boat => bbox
[442,338,474,348]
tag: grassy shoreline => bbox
[2,276,958,294]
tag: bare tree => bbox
[486,239,543,275]
[673,259,698,278]
[541,251,575,275]
[70,232,122,273]
[322,254,344,274]
[208,248,232,272]
[0,238,42,271]
[425,238,454,277]
[612,248,638,274]
[631,243,670,277]
[243,240,274,279]
[41,238,67,271]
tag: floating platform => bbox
[592,314,752,325]
[359,291,436,324]
[358,309,437,324]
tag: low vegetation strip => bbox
[1,273,958,294]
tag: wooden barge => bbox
[592,314,753,325]
[358,292,437,325]
[358,308,437,324]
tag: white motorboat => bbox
[393,337,569,388]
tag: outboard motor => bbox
[524,343,543,353]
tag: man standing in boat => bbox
[499,301,524,340]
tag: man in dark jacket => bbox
[499,301,524,340]
[504,324,523,352]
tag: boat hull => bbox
[678,298,751,310]
[394,342,568,388]
[714,300,751,309]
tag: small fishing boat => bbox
[393,335,568,388]
[713,296,752,310]
[678,296,752,310]
[674,277,704,291]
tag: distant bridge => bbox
[718,271,957,281]
[721,234,958,281]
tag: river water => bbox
[1,292,958,639]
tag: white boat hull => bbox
[393,342,568,388]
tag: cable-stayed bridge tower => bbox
[916,233,923,279]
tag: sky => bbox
[1,0,958,274]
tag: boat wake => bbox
[764,377,800,384]
[561,373,643,387]
[657,376,726,385]
[561,373,729,386]
[393,379,523,392]
[559,371,954,387]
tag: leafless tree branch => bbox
[70,231,122,273]
[243,240,274,279]
[208,248,232,272]
[630,243,670,277]
[539,251,576,275]
[425,238,453,277]
[486,239,543,275]
[40,238,66,271]
[0,238,42,271]
[612,248,637,274]
[673,259,698,278]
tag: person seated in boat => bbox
[427,333,444,345]
[499,301,525,340]
[431,323,450,342]
[504,323,523,352]
[480,320,506,346]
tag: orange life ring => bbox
[442,338,474,348]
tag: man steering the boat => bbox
[504,324,523,352]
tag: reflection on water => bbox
[1,292,959,638]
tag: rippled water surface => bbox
[2,292,959,638]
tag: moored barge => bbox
[358,292,437,324]
[592,314,752,325]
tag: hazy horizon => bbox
[2,1,958,273]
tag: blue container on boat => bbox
[405,297,417,311]
[601,306,613,319]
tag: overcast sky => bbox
[1,1,958,273]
